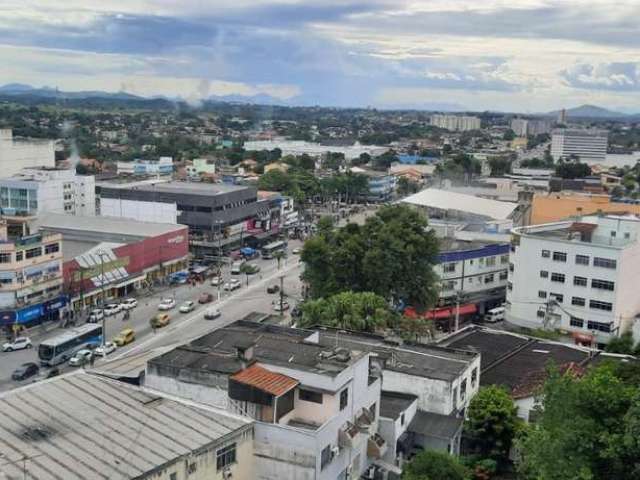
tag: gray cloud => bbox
[561,62,640,91]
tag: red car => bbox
[198,292,214,304]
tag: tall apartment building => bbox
[510,119,552,137]
[0,221,65,330]
[0,129,55,177]
[430,115,481,132]
[507,215,640,347]
[0,167,95,216]
[550,129,608,163]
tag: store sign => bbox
[16,304,43,323]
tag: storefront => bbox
[0,294,68,329]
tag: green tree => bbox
[258,169,292,191]
[605,332,635,355]
[555,161,591,179]
[403,450,470,480]
[488,157,512,176]
[464,386,520,466]
[503,129,516,141]
[397,176,420,196]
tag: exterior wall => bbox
[379,400,418,465]
[515,396,536,423]
[550,129,608,163]
[145,371,230,409]
[100,197,179,223]
[430,115,481,132]
[0,135,55,177]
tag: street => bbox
[0,241,305,392]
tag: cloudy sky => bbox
[0,0,639,112]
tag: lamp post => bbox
[96,249,108,349]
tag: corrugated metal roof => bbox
[402,188,517,220]
[0,372,251,480]
[230,363,299,397]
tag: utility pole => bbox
[279,275,284,318]
[96,250,107,349]
[454,292,461,333]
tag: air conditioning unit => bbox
[331,445,340,457]
[222,468,233,479]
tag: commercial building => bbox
[0,222,66,331]
[0,167,95,216]
[243,139,388,160]
[0,372,254,480]
[430,115,481,132]
[187,158,217,177]
[510,118,552,137]
[0,129,55,177]
[507,214,640,346]
[351,167,397,202]
[34,213,188,311]
[551,129,608,163]
[116,156,174,176]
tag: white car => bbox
[292,248,301,254]
[104,303,122,316]
[210,276,223,286]
[94,342,117,357]
[179,301,195,313]
[204,307,221,320]
[272,300,290,312]
[69,349,93,367]
[223,279,241,291]
[2,337,32,352]
[158,298,176,311]
[120,298,138,310]
[88,308,104,323]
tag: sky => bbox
[0,0,639,112]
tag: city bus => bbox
[261,240,287,260]
[38,323,103,366]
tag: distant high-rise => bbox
[430,114,481,132]
[558,108,567,124]
[550,129,608,163]
[510,118,552,137]
[0,129,55,176]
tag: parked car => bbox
[291,305,302,319]
[198,292,214,304]
[292,247,301,254]
[2,337,32,352]
[69,349,93,367]
[210,276,223,286]
[113,328,136,346]
[158,298,176,310]
[204,307,221,320]
[120,298,138,310]
[272,300,290,312]
[104,303,122,316]
[230,260,246,275]
[484,306,506,323]
[94,342,117,357]
[223,279,242,291]
[12,363,39,381]
[88,308,104,323]
[35,367,60,381]
[150,313,171,328]
[267,284,280,294]
[179,301,196,313]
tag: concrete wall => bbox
[145,371,229,410]
[100,197,179,223]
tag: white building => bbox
[243,139,388,160]
[117,156,174,175]
[510,119,551,137]
[430,115,481,132]
[0,128,55,176]
[507,214,640,346]
[550,129,608,163]
[0,167,95,216]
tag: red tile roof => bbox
[230,363,299,397]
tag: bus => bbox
[38,323,103,366]
[261,241,287,260]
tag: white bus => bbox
[261,240,286,259]
[38,323,103,366]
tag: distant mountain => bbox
[0,83,144,101]
[547,104,628,119]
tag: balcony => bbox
[367,433,388,459]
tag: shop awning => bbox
[405,303,477,320]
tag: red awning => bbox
[404,303,477,320]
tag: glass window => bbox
[25,247,41,259]
[538,290,547,299]
[552,252,567,262]
[570,317,584,328]
[551,273,565,283]
[571,297,585,306]
[573,276,587,287]
[44,243,60,254]
[507,281,513,291]
[216,443,237,471]
[589,300,613,311]
[15,251,22,261]
[0,253,11,263]
[591,279,615,291]
[587,321,611,332]
[540,270,549,278]
[536,310,546,318]
[541,249,550,258]
[575,255,589,265]
[550,293,564,303]
[340,389,348,410]
[299,388,323,404]
[471,367,478,387]
[500,255,509,264]
[500,271,508,280]
[593,257,617,269]
[443,263,456,273]
[484,274,494,284]
[486,257,496,266]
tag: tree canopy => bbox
[402,450,470,480]
[555,160,591,179]
[301,204,439,308]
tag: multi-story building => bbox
[0,167,95,216]
[0,221,66,331]
[0,129,55,177]
[510,119,552,137]
[550,129,608,163]
[430,115,481,132]
[507,214,640,346]
[116,156,174,176]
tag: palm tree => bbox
[273,250,286,270]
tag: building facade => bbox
[510,119,552,137]
[550,129,608,163]
[507,215,640,346]
[0,129,55,177]
[117,156,174,176]
[430,115,481,132]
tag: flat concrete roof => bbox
[101,180,248,196]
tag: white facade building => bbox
[510,119,552,137]
[0,167,95,216]
[551,129,608,163]
[430,115,481,132]
[243,139,388,160]
[0,129,55,176]
[507,215,640,346]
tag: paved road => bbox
[0,241,304,392]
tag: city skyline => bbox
[0,1,639,112]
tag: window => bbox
[574,276,587,287]
[452,387,458,406]
[216,443,237,471]
[299,388,323,404]
[499,271,508,281]
[593,257,617,269]
[540,270,549,278]
[551,273,565,283]
[471,367,478,387]
[571,297,585,307]
[509,263,514,272]
[400,413,405,426]
[15,251,22,261]
[443,263,456,273]
[44,243,59,255]
[536,310,546,318]
[0,253,11,263]
[552,251,567,262]
[550,293,563,303]
[340,389,348,410]
[501,255,509,264]
[320,445,332,470]
[538,290,547,299]
[486,256,496,266]
[541,249,550,258]
[575,255,589,265]
[460,379,467,401]
[369,402,376,420]
[170,474,177,480]
[589,300,613,311]
[570,317,584,328]
[484,274,494,284]
[25,247,41,259]
[507,281,513,291]
[587,321,611,333]
[591,279,615,291]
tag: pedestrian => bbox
[89,353,95,368]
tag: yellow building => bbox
[530,192,640,225]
